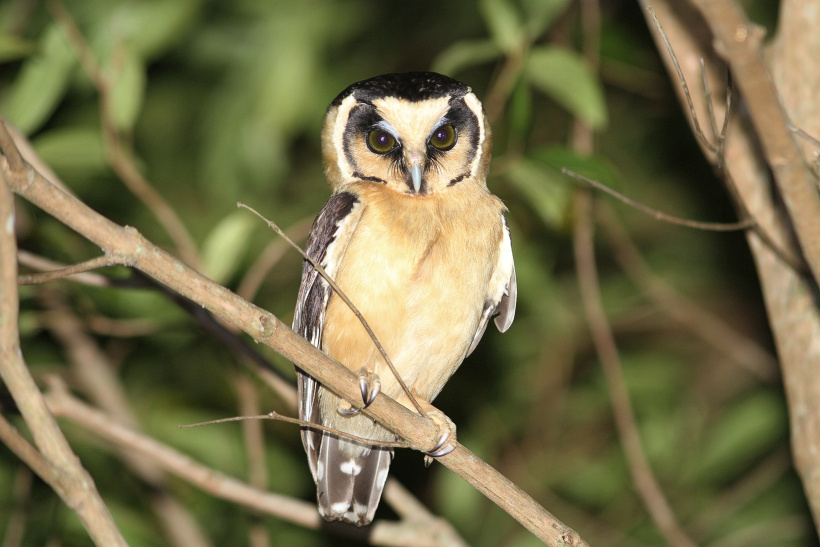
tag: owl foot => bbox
[337,399,360,416]
[422,408,458,466]
[358,367,381,408]
[335,369,380,416]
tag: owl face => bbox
[321,72,492,196]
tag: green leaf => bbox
[201,211,258,284]
[479,0,523,53]
[431,39,501,77]
[504,158,571,229]
[525,45,608,129]
[106,47,146,131]
[0,24,76,134]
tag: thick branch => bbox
[640,0,820,530]
[688,0,820,283]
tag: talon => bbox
[357,367,381,408]
[337,399,360,416]
[428,430,453,455]
[422,408,457,460]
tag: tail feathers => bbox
[316,435,393,526]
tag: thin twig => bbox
[563,168,754,231]
[182,412,411,449]
[238,202,426,417]
[647,4,715,154]
[17,251,111,287]
[18,255,122,285]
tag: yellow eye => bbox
[430,124,456,150]
[367,130,396,154]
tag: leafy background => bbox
[1,0,813,545]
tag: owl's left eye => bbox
[429,124,456,150]
[367,130,397,154]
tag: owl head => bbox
[321,72,493,196]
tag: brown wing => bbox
[293,191,393,525]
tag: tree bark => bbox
[641,0,820,531]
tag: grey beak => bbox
[409,163,423,193]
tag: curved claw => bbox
[336,400,361,416]
[424,437,455,467]
[427,432,456,457]
[357,368,381,408]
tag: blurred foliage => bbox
[1,0,814,546]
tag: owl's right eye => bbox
[367,130,397,154]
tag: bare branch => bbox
[640,0,820,528]
[563,168,754,231]
[18,255,122,285]
[45,384,468,547]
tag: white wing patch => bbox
[340,459,363,476]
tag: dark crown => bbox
[331,72,470,107]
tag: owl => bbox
[293,72,516,526]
